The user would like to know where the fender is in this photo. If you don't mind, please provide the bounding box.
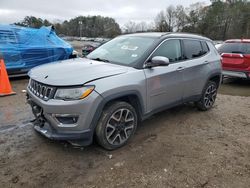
[206,72,222,87]
[88,90,146,137]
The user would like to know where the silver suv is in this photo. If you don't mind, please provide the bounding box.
[27,33,222,150]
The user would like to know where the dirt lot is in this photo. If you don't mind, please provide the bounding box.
[0,78,250,188]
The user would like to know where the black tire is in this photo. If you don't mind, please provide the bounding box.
[196,81,218,111]
[95,101,138,150]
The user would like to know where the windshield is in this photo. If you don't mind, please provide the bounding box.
[87,36,156,66]
[218,42,250,54]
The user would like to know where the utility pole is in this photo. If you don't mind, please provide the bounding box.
[79,21,83,38]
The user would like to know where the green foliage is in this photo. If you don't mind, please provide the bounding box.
[15,15,121,38]
[62,16,121,38]
[15,16,50,28]
[200,0,250,39]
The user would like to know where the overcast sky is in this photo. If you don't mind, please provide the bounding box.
[0,0,210,26]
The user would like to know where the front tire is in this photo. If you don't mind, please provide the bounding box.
[95,101,138,150]
[196,81,218,111]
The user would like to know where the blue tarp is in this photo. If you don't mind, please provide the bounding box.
[0,25,73,74]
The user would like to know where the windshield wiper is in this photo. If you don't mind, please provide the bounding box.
[89,57,110,63]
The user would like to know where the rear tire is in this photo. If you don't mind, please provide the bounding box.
[196,81,218,111]
[95,101,138,150]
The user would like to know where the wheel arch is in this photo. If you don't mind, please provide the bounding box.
[90,91,145,131]
[207,73,222,88]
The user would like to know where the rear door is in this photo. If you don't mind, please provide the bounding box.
[181,39,211,99]
[144,39,185,112]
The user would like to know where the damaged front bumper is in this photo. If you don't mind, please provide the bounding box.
[26,87,102,146]
[33,121,92,141]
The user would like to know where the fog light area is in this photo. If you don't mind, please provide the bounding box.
[53,114,79,125]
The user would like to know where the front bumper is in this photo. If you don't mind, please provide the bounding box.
[27,87,103,146]
[34,122,92,144]
[222,70,250,79]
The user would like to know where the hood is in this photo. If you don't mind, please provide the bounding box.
[28,58,128,86]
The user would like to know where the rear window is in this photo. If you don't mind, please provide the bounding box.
[218,42,250,54]
[245,43,250,54]
[183,40,204,59]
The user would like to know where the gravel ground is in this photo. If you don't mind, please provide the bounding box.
[0,78,250,188]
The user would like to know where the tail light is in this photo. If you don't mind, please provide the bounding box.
[221,53,243,58]
[243,54,250,59]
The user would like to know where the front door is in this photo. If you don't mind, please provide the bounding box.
[143,39,185,112]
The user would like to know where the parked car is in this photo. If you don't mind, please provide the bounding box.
[82,43,100,57]
[0,25,73,76]
[215,43,223,49]
[218,39,250,79]
[82,40,110,56]
[27,33,222,150]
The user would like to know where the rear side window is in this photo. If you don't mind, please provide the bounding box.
[244,43,250,54]
[151,39,182,63]
[218,43,245,54]
[183,40,204,59]
[201,41,209,53]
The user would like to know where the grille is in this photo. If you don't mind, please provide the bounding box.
[28,79,55,100]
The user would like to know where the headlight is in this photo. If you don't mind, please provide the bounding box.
[54,86,95,100]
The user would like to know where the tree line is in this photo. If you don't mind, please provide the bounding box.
[153,0,250,40]
[15,15,121,38]
[14,0,250,40]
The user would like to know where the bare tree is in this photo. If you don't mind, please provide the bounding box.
[124,21,138,33]
[154,10,169,32]
[137,21,147,32]
[174,5,187,32]
[154,5,180,32]
[166,5,176,32]
[123,21,152,33]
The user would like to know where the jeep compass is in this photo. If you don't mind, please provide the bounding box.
[27,33,222,150]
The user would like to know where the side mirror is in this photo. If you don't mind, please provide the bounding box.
[145,56,170,68]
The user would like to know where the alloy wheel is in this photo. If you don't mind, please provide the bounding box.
[204,84,217,108]
[105,108,135,146]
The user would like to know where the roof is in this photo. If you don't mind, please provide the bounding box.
[125,32,169,38]
[225,39,250,43]
[124,32,211,41]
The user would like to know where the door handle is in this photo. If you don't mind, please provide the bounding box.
[204,61,209,64]
[176,66,185,71]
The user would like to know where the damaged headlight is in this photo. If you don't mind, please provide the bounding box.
[54,86,95,101]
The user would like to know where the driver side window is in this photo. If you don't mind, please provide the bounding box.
[152,39,182,63]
